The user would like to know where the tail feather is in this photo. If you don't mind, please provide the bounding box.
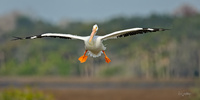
[88,51,103,58]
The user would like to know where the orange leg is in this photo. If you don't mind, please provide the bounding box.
[102,50,111,63]
[78,50,88,63]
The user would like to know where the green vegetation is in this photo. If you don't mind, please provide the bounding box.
[0,87,55,100]
[0,13,200,78]
[190,88,200,100]
[100,66,124,77]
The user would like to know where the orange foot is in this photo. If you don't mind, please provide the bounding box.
[102,50,111,63]
[105,56,111,63]
[78,50,88,63]
[78,55,88,63]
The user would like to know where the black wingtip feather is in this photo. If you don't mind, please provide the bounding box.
[12,36,23,41]
[160,28,170,31]
[151,28,170,32]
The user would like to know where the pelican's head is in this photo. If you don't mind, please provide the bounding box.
[93,24,98,31]
[89,24,98,42]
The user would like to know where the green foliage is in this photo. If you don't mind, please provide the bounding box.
[0,87,55,100]
[100,66,124,77]
[16,16,34,29]
[190,88,200,100]
[0,14,200,78]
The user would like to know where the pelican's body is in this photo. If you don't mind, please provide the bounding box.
[84,35,106,57]
[13,24,168,63]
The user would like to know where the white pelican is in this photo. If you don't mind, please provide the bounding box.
[13,24,168,63]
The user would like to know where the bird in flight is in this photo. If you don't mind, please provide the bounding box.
[13,24,168,63]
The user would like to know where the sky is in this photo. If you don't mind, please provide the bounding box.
[0,0,199,23]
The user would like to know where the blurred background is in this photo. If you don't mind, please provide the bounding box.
[0,0,200,100]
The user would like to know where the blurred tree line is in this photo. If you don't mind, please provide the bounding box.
[0,10,200,79]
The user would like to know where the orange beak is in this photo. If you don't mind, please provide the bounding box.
[89,28,96,42]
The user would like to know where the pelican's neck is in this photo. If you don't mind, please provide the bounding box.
[89,30,96,42]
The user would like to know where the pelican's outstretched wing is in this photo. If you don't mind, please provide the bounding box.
[100,28,168,41]
[13,33,85,41]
